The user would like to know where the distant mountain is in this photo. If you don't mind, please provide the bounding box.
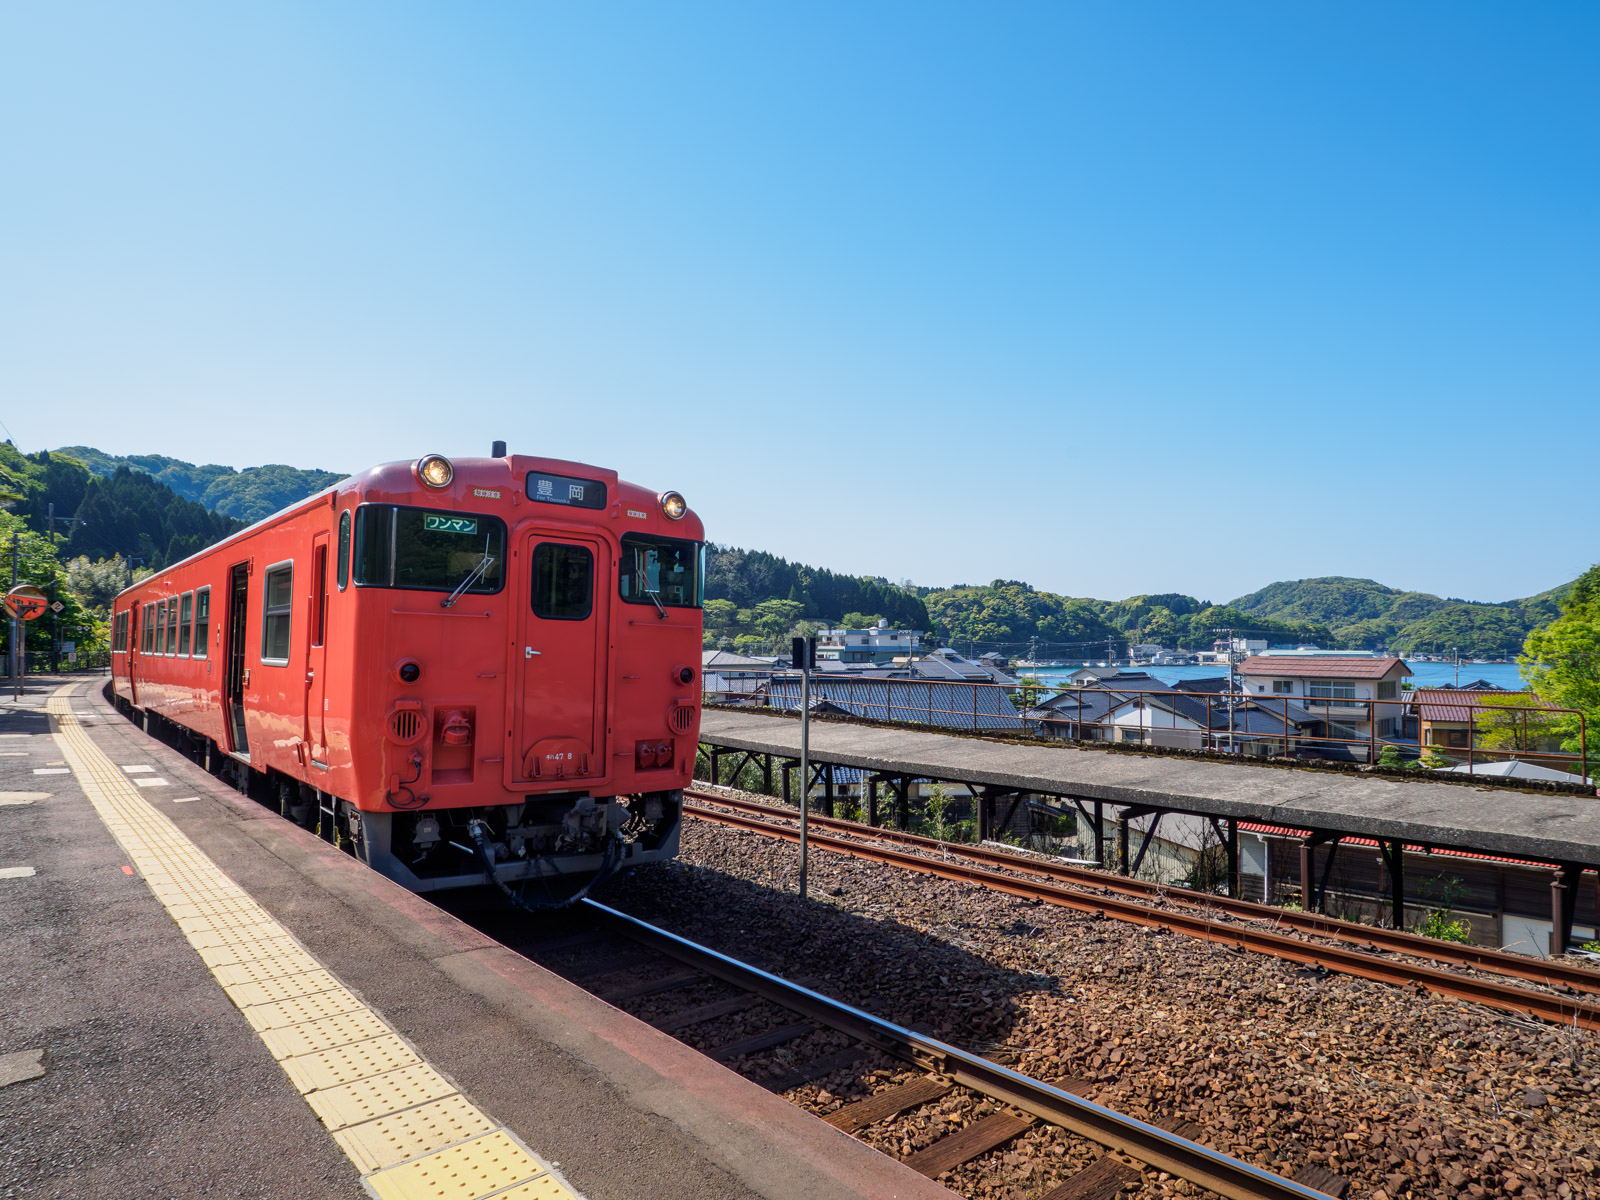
[55,446,345,525]
[1228,576,1574,657]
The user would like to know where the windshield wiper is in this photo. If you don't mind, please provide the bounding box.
[442,539,495,608]
[646,589,668,620]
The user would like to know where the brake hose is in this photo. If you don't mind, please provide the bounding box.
[466,818,624,911]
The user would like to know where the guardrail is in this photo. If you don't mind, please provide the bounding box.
[704,671,1591,780]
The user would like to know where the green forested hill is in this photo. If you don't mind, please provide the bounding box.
[56,446,345,524]
[923,582,1337,655]
[1227,576,1574,656]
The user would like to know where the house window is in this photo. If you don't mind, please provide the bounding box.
[1121,727,1145,743]
[177,592,193,656]
[1445,729,1469,748]
[1309,681,1357,700]
[1273,680,1295,694]
[166,600,178,654]
[156,600,167,654]
[192,587,210,659]
[261,563,294,665]
[1377,717,1396,738]
[1328,722,1362,741]
[1377,681,1397,700]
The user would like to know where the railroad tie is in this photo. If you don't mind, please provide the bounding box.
[824,1075,953,1134]
[598,970,704,1003]
[649,994,757,1033]
[709,1021,816,1062]
[760,1045,870,1094]
[1291,1163,1350,1198]
[901,1110,1036,1178]
[1042,1152,1141,1200]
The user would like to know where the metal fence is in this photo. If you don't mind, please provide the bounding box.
[707,673,1591,781]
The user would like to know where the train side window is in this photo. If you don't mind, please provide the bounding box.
[261,563,293,665]
[337,511,351,590]
[531,543,593,620]
[166,597,179,654]
[192,587,210,659]
[312,545,327,647]
[146,603,157,652]
[177,592,193,656]
[141,604,151,652]
[156,600,167,654]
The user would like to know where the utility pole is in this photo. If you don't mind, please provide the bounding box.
[10,533,19,700]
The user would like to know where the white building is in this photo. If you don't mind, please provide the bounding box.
[1236,654,1412,753]
[817,620,922,665]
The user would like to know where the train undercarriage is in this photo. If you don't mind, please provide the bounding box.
[110,688,682,899]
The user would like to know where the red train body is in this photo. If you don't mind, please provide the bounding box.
[108,450,703,894]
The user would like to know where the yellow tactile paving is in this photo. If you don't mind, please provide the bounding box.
[241,987,369,1032]
[364,1131,550,1200]
[47,685,583,1200]
[333,1094,497,1173]
[305,1064,460,1131]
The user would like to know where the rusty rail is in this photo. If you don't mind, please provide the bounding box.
[586,899,1332,1200]
[687,789,1600,997]
[683,794,1600,1030]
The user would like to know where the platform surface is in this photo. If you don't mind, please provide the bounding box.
[0,676,955,1200]
[700,707,1600,866]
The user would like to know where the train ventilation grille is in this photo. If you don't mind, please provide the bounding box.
[669,704,696,734]
[387,706,427,745]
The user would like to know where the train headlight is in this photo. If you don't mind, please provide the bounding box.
[660,490,687,520]
[417,454,454,488]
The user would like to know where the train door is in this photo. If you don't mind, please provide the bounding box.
[305,535,329,763]
[225,563,251,756]
[509,531,609,788]
[126,605,139,706]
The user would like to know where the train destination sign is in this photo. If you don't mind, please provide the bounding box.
[527,471,607,510]
[4,585,48,621]
[423,515,478,534]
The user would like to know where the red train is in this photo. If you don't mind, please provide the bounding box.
[109,446,703,897]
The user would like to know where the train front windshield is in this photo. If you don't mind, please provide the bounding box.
[619,535,704,608]
[353,504,507,594]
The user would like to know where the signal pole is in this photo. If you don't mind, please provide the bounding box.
[793,635,816,900]
[11,534,19,700]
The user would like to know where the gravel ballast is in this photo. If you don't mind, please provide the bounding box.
[599,804,1600,1200]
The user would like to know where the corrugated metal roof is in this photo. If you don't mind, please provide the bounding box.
[1238,656,1410,679]
[764,675,1023,731]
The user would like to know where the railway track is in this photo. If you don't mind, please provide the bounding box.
[493,898,1342,1200]
[683,788,1600,1030]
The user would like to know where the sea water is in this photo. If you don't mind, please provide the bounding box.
[1028,660,1527,691]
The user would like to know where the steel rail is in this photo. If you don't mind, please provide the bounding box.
[583,899,1330,1200]
[683,799,1600,1030]
[687,788,1600,997]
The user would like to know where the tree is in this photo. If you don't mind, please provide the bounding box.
[64,555,151,617]
[752,599,804,640]
[1520,564,1600,777]
[839,612,881,629]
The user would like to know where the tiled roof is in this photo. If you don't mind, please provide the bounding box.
[1237,656,1410,680]
[1413,688,1555,723]
[1236,821,1546,869]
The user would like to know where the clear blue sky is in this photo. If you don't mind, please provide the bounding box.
[2,3,1594,604]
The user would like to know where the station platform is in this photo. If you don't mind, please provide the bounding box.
[700,707,1600,868]
[0,677,955,1200]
